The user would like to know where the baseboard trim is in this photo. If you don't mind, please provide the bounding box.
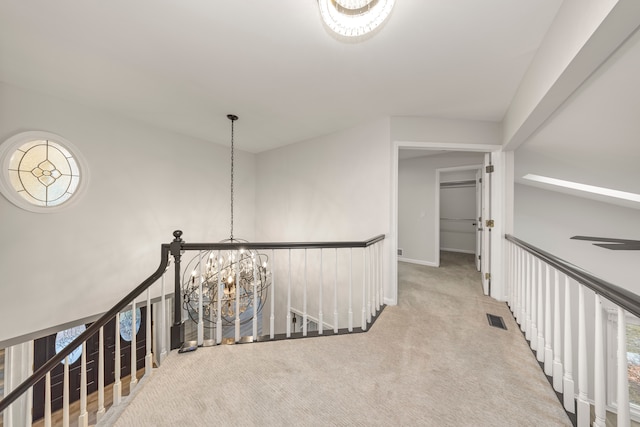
[398,257,438,267]
[440,248,475,254]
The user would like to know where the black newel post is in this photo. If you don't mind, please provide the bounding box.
[170,230,185,350]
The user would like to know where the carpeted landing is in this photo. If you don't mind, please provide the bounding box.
[103,252,571,426]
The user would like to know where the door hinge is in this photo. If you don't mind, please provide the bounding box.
[485,219,494,228]
[486,165,494,173]
[485,273,491,280]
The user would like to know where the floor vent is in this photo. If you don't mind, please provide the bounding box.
[486,314,507,330]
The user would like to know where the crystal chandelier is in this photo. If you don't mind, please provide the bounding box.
[182,115,270,337]
[318,0,395,38]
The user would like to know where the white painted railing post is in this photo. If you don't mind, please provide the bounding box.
[552,269,563,393]
[79,341,88,427]
[97,326,105,421]
[44,372,51,427]
[544,264,552,374]
[160,269,167,361]
[617,307,631,426]
[577,285,589,426]
[362,247,367,331]
[286,249,291,338]
[303,249,308,337]
[593,294,606,427]
[130,300,138,389]
[253,254,259,340]
[526,253,532,340]
[334,248,339,334]
[348,248,353,332]
[114,314,122,406]
[536,260,545,362]
[318,249,324,335]
[367,246,373,322]
[146,288,153,376]
[563,275,575,413]
[520,249,526,332]
[216,250,222,344]
[270,249,275,340]
[235,254,241,342]
[531,257,538,350]
[63,356,69,427]
[197,251,204,346]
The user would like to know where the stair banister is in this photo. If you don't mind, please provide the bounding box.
[0,243,171,413]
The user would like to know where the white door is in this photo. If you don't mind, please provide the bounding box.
[475,169,482,272]
[480,154,492,295]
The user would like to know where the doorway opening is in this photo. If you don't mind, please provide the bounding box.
[390,141,504,305]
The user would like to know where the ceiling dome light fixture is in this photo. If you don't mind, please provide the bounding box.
[318,0,395,38]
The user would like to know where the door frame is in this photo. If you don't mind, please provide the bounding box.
[435,164,482,268]
[390,141,503,305]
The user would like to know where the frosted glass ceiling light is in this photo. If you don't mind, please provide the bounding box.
[318,0,395,38]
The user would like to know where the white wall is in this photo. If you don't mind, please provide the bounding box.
[255,118,391,242]
[514,183,640,294]
[254,119,391,325]
[398,152,484,266]
[0,83,256,345]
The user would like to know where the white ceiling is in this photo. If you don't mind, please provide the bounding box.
[0,0,563,153]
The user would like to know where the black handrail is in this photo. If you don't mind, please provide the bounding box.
[178,234,386,251]
[506,234,640,319]
[0,231,386,414]
[0,244,171,413]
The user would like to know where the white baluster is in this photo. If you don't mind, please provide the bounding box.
[563,275,575,413]
[160,269,167,361]
[348,248,353,332]
[198,251,204,346]
[97,326,105,421]
[334,248,339,333]
[44,371,51,427]
[303,249,308,337]
[114,313,122,406]
[286,249,292,338]
[253,254,258,340]
[593,294,605,427]
[520,249,526,332]
[375,243,380,311]
[130,300,138,389]
[577,285,589,426]
[531,257,538,350]
[536,261,545,362]
[514,247,520,322]
[146,288,152,376]
[362,247,367,331]
[552,269,563,393]
[368,246,373,322]
[525,253,532,340]
[319,249,323,335]
[235,252,240,342]
[63,356,69,427]
[617,307,631,426]
[217,250,222,344]
[78,341,88,427]
[270,249,275,340]
[543,264,552,370]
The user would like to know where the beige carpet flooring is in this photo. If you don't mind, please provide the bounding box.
[103,252,571,426]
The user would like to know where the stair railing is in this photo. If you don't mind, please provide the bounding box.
[505,234,640,427]
[0,230,386,426]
